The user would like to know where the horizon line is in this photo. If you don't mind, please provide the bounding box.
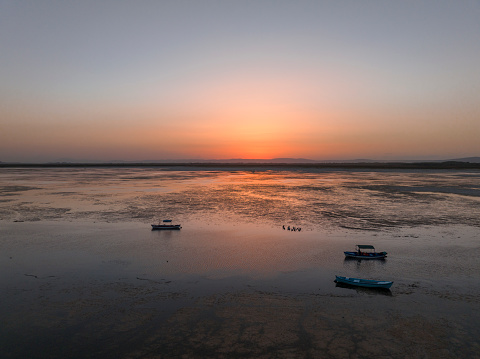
[1,156,480,165]
[1,159,480,170]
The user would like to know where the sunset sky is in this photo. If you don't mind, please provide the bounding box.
[1,1,479,162]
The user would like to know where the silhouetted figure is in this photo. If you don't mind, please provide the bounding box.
[282,225,285,230]
[287,226,290,231]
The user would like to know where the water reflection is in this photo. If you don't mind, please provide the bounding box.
[334,281,393,296]
[2,168,480,229]
[341,256,389,286]
[343,257,387,269]
[343,257,387,264]
[1,168,480,358]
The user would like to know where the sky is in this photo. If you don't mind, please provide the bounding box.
[1,1,479,162]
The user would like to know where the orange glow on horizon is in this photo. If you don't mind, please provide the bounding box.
[105,68,379,160]
[8,68,466,162]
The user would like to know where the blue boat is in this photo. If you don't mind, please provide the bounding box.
[335,275,393,289]
[151,220,181,230]
[344,244,387,259]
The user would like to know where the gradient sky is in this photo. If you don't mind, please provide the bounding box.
[1,1,479,162]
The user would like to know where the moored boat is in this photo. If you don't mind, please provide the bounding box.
[344,244,387,259]
[335,275,393,289]
[151,220,181,230]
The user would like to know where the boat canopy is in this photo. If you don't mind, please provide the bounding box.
[163,220,173,223]
[356,245,375,249]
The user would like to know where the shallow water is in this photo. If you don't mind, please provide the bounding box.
[2,167,480,229]
[1,167,479,358]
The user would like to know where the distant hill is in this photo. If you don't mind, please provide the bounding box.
[2,156,479,165]
[211,158,319,163]
[131,157,480,164]
[120,158,390,164]
[106,158,320,164]
[448,157,480,163]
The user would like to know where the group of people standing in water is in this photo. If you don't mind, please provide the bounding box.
[282,225,302,232]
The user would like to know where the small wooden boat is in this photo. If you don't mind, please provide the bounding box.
[344,244,387,259]
[335,275,393,289]
[151,220,181,230]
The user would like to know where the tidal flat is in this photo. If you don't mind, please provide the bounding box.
[1,167,479,358]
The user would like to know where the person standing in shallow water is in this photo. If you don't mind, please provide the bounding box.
[282,225,302,232]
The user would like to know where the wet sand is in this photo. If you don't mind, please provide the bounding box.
[1,168,479,358]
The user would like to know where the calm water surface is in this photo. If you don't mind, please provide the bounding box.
[1,167,479,358]
[2,167,480,227]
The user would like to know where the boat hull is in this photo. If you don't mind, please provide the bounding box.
[335,275,393,289]
[151,224,181,230]
[344,251,387,259]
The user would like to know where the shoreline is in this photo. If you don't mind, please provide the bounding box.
[2,160,480,170]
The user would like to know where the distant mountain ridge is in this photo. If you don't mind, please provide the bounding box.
[120,157,480,164]
[2,157,480,164]
[448,157,480,163]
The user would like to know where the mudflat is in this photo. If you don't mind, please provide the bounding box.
[1,167,479,358]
